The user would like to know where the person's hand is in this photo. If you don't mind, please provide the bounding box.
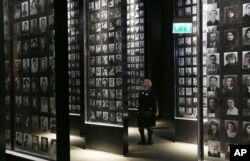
[155,112,159,117]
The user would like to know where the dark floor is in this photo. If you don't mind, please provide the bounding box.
[70,120,227,161]
[6,120,227,161]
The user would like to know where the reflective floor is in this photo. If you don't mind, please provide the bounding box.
[70,121,213,161]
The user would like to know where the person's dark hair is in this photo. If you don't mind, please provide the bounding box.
[245,28,250,38]
[226,53,236,60]
[227,121,237,132]
[209,76,218,81]
[209,54,217,59]
[245,52,250,58]
[245,3,250,9]
[211,9,217,14]
[243,123,250,137]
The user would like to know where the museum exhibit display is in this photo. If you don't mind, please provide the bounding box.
[2,0,70,160]
[203,0,250,160]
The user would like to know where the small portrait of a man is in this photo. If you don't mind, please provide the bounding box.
[208,141,221,158]
[207,9,220,26]
[242,75,250,97]
[207,54,220,74]
[221,75,238,97]
[207,32,219,48]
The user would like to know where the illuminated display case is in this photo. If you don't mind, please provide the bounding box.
[203,0,250,160]
[85,0,127,126]
[67,0,83,115]
[174,0,199,119]
[2,0,70,160]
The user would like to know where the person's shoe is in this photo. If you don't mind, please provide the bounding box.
[137,140,146,145]
[147,140,154,145]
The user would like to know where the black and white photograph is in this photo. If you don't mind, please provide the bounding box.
[37,0,45,13]
[224,120,238,138]
[207,9,220,26]
[224,29,238,51]
[30,0,38,15]
[14,3,21,19]
[22,1,29,17]
[221,75,238,97]
[207,32,219,48]
[243,3,250,24]
[30,18,38,35]
[242,75,250,97]
[242,51,250,69]
[41,137,48,152]
[41,97,48,112]
[39,17,47,33]
[242,27,250,46]
[32,116,39,130]
[32,135,39,151]
[22,21,29,35]
[223,52,238,73]
[208,140,221,158]
[207,119,220,139]
[224,6,239,24]
[207,75,220,98]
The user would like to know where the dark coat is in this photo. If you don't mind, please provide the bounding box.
[137,89,157,127]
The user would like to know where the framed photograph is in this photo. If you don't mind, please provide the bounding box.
[242,27,250,46]
[21,1,29,17]
[224,120,238,138]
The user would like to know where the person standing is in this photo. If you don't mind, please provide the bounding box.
[137,79,158,145]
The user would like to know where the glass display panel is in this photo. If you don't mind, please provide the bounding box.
[3,0,56,159]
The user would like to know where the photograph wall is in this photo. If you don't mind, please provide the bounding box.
[4,0,56,160]
[174,0,199,119]
[67,0,83,115]
[86,0,127,126]
[126,0,145,111]
[203,0,250,160]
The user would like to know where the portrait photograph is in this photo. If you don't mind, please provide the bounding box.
[41,137,48,152]
[224,120,238,138]
[207,53,220,75]
[14,3,21,19]
[242,51,250,69]
[224,29,238,51]
[22,21,29,35]
[242,3,250,24]
[207,9,220,26]
[223,52,238,73]
[21,1,29,17]
[37,0,45,13]
[224,6,239,24]
[208,140,221,158]
[32,116,39,130]
[221,75,238,98]
[14,23,21,36]
[39,16,47,33]
[207,32,219,48]
[207,119,220,139]
[242,27,250,46]
[30,0,38,15]
[32,135,39,150]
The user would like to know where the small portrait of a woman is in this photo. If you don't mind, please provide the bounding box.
[225,120,238,138]
[224,30,238,51]
[224,6,238,24]
[243,122,250,143]
[207,120,220,140]
[242,27,250,46]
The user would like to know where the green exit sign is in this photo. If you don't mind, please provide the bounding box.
[173,23,192,34]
